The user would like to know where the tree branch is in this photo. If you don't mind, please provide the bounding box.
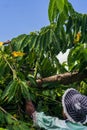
[33,70,87,87]
[3,40,11,45]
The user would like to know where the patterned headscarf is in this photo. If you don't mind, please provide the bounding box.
[62,88,87,124]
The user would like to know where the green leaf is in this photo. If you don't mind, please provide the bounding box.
[20,81,30,100]
[6,114,15,125]
[67,44,87,71]
[20,35,31,50]
[0,128,8,130]
[48,0,58,23]
[28,74,37,87]
[0,61,7,76]
[2,80,18,102]
[11,34,27,51]
[48,0,68,23]
[29,35,38,50]
[39,58,57,77]
[83,48,87,61]
[0,111,5,125]
[56,0,65,13]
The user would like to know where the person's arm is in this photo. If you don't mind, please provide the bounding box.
[25,101,68,130]
[25,101,35,117]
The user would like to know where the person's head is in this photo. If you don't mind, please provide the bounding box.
[62,88,87,124]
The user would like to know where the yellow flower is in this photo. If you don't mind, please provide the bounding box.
[12,51,25,57]
[0,42,4,46]
[74,32,81,44]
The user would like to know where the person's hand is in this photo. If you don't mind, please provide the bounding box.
[26,100,35,117]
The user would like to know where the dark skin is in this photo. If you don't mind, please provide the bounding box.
[26,101,35,117]
[25,100,67,119]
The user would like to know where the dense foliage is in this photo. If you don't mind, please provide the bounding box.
[0,0,87,129]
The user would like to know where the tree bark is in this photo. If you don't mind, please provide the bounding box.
[35,70,87,87]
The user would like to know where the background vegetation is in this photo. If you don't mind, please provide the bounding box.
[0,0,87,129]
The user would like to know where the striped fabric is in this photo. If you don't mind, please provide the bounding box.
[62,88,87,124]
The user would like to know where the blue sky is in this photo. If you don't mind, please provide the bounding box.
[0,0,49,41]
[0,0,87,41]
[69,0,87,13]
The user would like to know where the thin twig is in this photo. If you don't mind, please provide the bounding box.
[0,106,18,121]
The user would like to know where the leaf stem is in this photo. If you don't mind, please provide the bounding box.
[3,56,14,72]
[3,56,17,80]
